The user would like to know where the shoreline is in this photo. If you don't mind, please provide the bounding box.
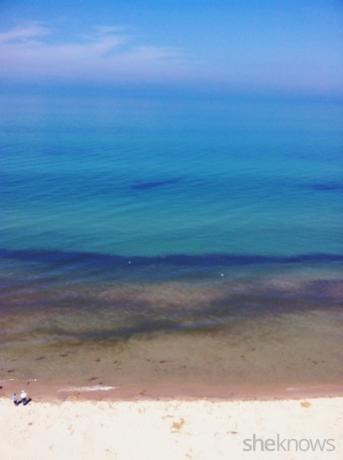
[1,378,343,402]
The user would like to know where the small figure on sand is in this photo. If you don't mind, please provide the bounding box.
[20,389,31,405]
[12,393,21,406]
[11,390,31,406]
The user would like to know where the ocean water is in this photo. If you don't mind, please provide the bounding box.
[0,90,342,393]
[1,92,343,257]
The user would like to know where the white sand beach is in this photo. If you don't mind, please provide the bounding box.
[0,397,342,460]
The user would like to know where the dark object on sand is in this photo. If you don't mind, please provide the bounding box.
[22,397,32,406]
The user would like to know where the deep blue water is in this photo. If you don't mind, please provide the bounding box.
[1,91,342,261]
[0,89,342,299]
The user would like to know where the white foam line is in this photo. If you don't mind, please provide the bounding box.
[286,385,341,392]
[58,385,118,393]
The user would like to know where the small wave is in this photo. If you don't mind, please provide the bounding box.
[58,385,118,393]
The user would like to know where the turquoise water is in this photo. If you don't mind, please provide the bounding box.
[1,92,342,258]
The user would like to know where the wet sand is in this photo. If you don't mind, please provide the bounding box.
[1,307,343,401]
[2,310,343,393]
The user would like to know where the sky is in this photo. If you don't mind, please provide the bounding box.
[0,0,342,95]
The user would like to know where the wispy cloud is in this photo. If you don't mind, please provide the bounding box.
[0,23,50,43]
[0,22,185,83]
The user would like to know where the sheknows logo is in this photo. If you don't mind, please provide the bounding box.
[242,434,336,452]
